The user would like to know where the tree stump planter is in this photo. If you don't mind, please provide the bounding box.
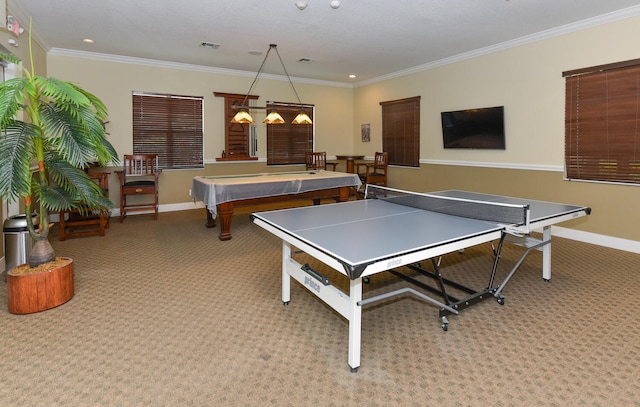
[7,257,74,314]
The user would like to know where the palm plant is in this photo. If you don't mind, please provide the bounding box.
[0,28,118,268]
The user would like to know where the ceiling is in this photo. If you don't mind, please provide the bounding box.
[7,0,640,84]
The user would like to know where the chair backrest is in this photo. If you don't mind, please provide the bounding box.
[122,154,160,178]
[373,152,389,167]
[305,152,328,170]
[88,171,109,192]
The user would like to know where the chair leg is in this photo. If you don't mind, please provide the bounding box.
[59,212,67,241]
[154,190,159,220]
[99,214,106,236]
[120,195,125,223]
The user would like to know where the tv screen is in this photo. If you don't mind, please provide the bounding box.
[441,106,505,149]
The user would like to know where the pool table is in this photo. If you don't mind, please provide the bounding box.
[191,170,361,240]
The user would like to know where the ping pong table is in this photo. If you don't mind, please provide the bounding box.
[251,185,590,372]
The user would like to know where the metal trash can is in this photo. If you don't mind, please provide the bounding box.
[3,214,39,280]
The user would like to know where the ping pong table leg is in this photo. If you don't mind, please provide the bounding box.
[542,226,552,281]
[348,277,363,372]
[282,241,292,305]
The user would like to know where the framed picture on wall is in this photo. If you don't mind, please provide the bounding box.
[361,123,370,142]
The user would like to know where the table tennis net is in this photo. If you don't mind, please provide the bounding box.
[365,185,530,229]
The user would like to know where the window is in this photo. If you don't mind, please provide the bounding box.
[132,92,204,169]
[266,103,314,165]
[381,96,420,167]
[213,92,259,160]
[564,59,640,184]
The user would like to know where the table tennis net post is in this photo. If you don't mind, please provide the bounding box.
[364,185,530,233]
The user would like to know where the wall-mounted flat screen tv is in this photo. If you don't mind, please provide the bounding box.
[441,106,505,149]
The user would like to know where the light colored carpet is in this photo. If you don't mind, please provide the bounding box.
[0,207,638,406]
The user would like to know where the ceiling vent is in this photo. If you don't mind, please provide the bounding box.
[200,42,220,49]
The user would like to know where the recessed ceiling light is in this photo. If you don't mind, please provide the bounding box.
[349,74,356,79]
[82,38,95,44]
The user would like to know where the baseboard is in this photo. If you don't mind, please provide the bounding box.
[107,201,206,218]
[551,225,640,254]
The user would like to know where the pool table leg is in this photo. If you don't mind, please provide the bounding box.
[205,208,217,228]
[217,202,234,241]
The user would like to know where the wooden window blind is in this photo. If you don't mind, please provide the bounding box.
[132,92,204,169]
[266,103,314,165]
[564,59,640,184]
[381,96,420,167]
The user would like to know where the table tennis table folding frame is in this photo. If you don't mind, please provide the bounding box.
[251,186,590,372]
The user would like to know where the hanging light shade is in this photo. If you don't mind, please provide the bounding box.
[263,111,285,124]
[292,112,313,125]
[231,44,312,125]
[231,109,254,124]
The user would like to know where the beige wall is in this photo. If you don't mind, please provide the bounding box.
[46,55,355,207]
[354,16,640,165]
[42,14,640,248]
[0,29,46,76]
[354,15,640,247]
[46,56,355,160]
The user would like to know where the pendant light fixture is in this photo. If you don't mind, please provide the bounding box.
[231,44,313,125]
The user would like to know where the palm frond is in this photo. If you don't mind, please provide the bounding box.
[40,102,100,167]
[34,76,90,106]
[32,182,75,212]
[46,157,111,210]
[0,53,21,66]
[99,137,120,166]
[73,84,108,121]
[0,122,36,202]
[0,78,31,127]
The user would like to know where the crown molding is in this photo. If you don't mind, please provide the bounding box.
[355,5,640,87]
[48,48,352,88]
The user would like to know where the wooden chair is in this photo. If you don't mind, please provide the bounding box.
[58,171,110,241]
[305,152,338,171]
[356,151,389,188]
[116,154,161,222]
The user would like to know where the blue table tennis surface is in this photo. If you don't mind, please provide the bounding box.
[251,190,588,268]
[251,188,590,371]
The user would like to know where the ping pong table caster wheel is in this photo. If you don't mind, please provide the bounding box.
[440,316,449,331]
[350,366,359,373]
[497,297,505,305]
[283,301,290,306]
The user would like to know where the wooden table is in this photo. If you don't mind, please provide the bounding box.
[191,171,362,240]
[336,155,365,173]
